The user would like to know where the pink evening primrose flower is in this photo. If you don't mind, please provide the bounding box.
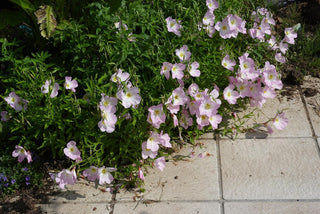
[154,157,166,171]
[209,114,222,130]
[171,63,186,80]
[166,17,183,36]
[223,84,240,104]
[117,87,141,108]
[111,69,130,83]
[203,10,215,26]
[99,94,117,113]
[275,52,286,64]
[284,27,297,45]
[179,109,193,129]
[146,132,161,152]
[4,92,27,112]
[221,55,236,71]
[12,145,32,163]
[41,80,59,98]
[98,110,118,133]
[138,168,145,180]
[175,45,191,62]
[83,166,99,182]
[159,131,172,148]
[171,87,189,106]
[142,141,158,159]
[98,166,116,185]
[55,169,77,189]
[188,62,201,77]
[160,62,173,80]
[1,111,11,122]
[273,112,288,130]
[206,0,219,11]
[65,76,78,92]
[215,19,233,39]
[64,141,82,161]
[148,104,166,129]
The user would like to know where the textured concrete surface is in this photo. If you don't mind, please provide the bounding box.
[113,202,221,214]
[116,139,220,202]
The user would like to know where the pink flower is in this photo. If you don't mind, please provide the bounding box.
[98,110,118,133]
[209,114,222,130]
[111,69,130,83]
[55,169,77,189]
[275,52,286,63]
[206,0,219,11]
[279,40,288,54]
[41,80,59,98]
[188,62,200,77]
[65,76,78,92]
[142,141,158,159]
[223,85,240,104]
[146,132,161,152]
[221,55,236,71]
[159,131,172,148]
[171,87,189,106]
[171,63,185,80]
[273,112,288,130]
[196,114,210,128]
[12,145,32,163]
[154,157,166,171]
[148,104,166,129]
[215,19,233,39]
[199,97,219,117]
[284,27,297,44]
[160,62,173,79]
[4,92,27,112]
[166,17,183,36]
[99,94,117,113]
[203,10,215,26]
[98,166,116,185]
[1,111,11,122]
[176,45,191,62]
[83,166,99,182]
[63,141,82,161]
[117,87,141,108]
[138,168,145,180]
[268,36,279,50]
[179,109,193,129]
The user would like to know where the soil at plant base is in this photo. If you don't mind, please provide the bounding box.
[0,160,66,214]
[276,0,320,84]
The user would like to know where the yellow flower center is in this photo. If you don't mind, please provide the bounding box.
[126,93,132,98]
[222,26,227,31]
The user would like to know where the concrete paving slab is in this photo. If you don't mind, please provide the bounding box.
[46,178,113,203]
[224,85,312,139]
[301,75,320,137]
[224,201,320,214]
[116,139,220,202]
[113,201,220,214]
[38,202,112,214]
[220,138,320,199]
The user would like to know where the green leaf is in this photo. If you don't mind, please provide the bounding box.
[9,0,35,12]
[106,0,122,13]
[34,5,57,39]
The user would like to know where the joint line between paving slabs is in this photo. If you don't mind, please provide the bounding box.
[108,190,117,214]
[298,85,320,157]
[215,133,225,214]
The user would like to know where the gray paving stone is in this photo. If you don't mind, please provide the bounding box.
[38,203,112,214]
[220,138,320,199]
[224,202,320,214]
[224,85,312,139]
[46,178,113,203]
[301,75,320,137]
[113,202,220,214]
[116,139,220,201]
